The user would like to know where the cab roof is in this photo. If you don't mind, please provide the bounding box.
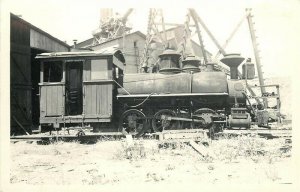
[35,48,125,64]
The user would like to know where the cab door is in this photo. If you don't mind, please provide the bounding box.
[40,61,64,117]
[65,61,83,115]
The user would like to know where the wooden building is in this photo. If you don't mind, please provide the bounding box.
[10,13,70,134]
[75,26,212,73]
[159,26,212,61]
[75,31,146,74]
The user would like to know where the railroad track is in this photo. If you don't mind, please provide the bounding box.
[218,129,292,139]
[10,132,125,144]
[10,126,292,144]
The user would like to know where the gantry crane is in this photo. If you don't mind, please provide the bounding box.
[92,9,133,46]
[140,8,274,110]
[139,9,168,72]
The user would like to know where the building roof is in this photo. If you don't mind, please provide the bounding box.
[11,13,70,49]
[75,31,146,48]
[171,26,212,56]
[191,40,212,56]
[76,25,212,57]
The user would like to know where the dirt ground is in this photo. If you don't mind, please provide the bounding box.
[10,135,293,186]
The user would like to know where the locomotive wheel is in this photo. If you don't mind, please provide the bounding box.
[192,108,216,129]
[152,109,178,132]
[119,109,145,134]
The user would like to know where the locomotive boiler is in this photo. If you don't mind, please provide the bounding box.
[36,48,254,135]
[117,49,252,134]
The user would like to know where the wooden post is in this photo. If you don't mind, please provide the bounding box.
[13,115,30,135]
[40,61,44,83]
[276,85,282,123]
[62,61,66,82]
[189,140,209,157]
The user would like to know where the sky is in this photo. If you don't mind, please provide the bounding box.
[7,0,300,77]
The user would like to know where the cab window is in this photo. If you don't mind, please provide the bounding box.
[43,61,63,82]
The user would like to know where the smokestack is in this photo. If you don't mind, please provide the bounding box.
[220,53,245,79]
[182,55,201,73]
[73,39,77,48]
[158,49,181,74]
[100,8,113,24]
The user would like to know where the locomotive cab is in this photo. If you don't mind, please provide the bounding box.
[36,49,125,131]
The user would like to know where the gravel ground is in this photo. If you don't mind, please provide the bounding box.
[10,136,293,186]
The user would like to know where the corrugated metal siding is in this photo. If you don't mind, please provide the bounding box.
[84,83,112,117]
[40,84,64,117]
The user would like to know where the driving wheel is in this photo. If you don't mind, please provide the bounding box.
[152,109,178,132]
[119,109,145,134]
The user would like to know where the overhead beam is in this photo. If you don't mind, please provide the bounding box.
[188,10,208,63]
[155,22,196,27]
[214,13,248,60]
[160,10,168,43]
[189,9,226,56]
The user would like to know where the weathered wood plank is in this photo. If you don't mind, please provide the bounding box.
[41,84,64,116]
[40,86,46,117]
[11,16,30,45]
[189,140,209,157]
[11,43,31,55]
[97,84,101,115]
[12,116,30,135]
[83,83,112,117]
[83,60,91,81]
[30,29,69,52]
[91,84,97,114]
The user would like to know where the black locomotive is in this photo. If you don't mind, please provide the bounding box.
[36,48,255,135]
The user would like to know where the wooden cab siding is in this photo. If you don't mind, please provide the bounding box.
[37,49,125,125]
[40,116,111,124]
[39,83,64,117]
[83,80,113,118]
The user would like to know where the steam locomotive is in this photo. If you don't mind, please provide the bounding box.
[36,48,255,135]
